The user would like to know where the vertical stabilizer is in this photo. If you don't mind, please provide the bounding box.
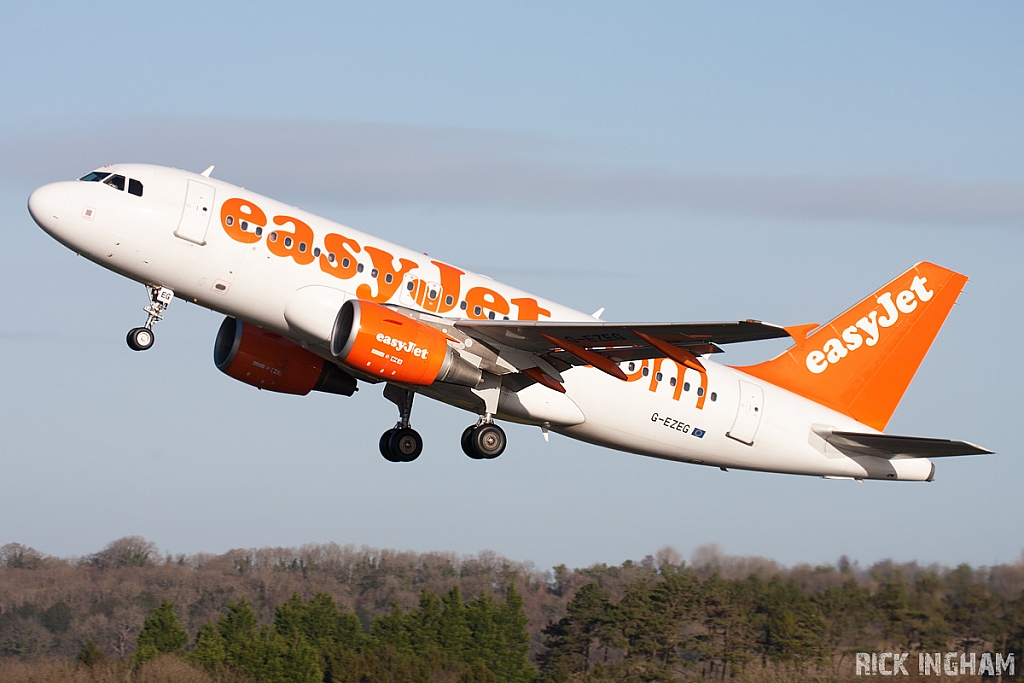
[734,262,967,430]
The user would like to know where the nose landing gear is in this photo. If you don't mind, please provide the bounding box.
[380,385,423,462]
[126,286,173,351]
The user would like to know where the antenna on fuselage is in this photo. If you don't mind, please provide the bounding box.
[200,166,214,177]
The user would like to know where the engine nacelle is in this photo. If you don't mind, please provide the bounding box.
[214,317,357,396]
[331,300,481,387]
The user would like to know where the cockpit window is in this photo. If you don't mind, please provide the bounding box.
[79,171,110,182]
[105,174,125,191]
[128,178,143,197]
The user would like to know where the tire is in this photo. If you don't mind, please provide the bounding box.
[470,423,506,459]
[126,327,154,351]
[462,425,482,459]
[379,429,400,462]
[388,428,423,462]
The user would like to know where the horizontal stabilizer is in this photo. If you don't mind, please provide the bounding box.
[815,428,993,459]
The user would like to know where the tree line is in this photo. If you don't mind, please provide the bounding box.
[1,538,1023,681]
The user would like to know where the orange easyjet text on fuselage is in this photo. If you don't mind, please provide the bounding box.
[221,199,552,322]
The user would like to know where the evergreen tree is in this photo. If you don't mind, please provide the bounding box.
[134,599,189,664]
[190,622,227,671]
[460,659,499,683]
[78,639,106,667]
[439,586,473,660]
[759,577,826,663]
[492,583,535,683]
[372,602,412,652]
[463,588,536,682]
[540,582,611,676]
[698,575,759,679]
[251,627,322,683]
[408,589,445,657]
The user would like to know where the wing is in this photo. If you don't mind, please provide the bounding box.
[455,320,788,358]
[452,319,789,385]
[817,429,993,459]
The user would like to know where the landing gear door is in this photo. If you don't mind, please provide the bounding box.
[727,380,764,445]
[175,179,215,245]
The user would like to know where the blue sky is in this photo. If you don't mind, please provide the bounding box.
[1,2,1022,570]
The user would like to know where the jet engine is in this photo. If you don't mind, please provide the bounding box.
[214,317,357,395]
[331,300,481,387]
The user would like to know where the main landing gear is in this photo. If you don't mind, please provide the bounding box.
[126,286,174,352]
[380,385,423,463]
[378,385,508,462]
[461,418,506,460]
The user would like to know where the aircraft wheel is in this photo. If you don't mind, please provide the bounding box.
[379,429,401,462]
[465,423,506,460]
[388,427,423,462]
[126,327,154,351]
[462,425,483,459]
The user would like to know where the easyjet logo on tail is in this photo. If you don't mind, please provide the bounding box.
[806,276,934,374]
[735,262,968,431]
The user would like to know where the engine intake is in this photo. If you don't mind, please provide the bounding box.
[214,317,356,396]
[331,300,481,387]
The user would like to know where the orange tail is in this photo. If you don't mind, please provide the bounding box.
[734,262,968,431]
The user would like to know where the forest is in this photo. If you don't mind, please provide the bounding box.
[0,538,1022,682]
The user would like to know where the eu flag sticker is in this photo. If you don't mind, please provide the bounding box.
[692,428,706,438]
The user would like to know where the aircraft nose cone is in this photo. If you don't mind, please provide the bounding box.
[28,183,67,234]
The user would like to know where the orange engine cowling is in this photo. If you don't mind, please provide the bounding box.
[331,300,481,387]
[214,317,357,396]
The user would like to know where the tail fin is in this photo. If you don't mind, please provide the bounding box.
[734,262,968,430]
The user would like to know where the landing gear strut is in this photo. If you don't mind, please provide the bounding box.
[380,385,423,463]
[126,286,173,351]
[462,417,506,460]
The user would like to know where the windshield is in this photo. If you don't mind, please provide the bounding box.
[79,171,110,182]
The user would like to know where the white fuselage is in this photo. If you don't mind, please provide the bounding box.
[28,164,933,481]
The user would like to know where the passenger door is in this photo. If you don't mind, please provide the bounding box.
[175,179,215,245]
[727,380,764,445]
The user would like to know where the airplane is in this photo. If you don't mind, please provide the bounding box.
[27,164,991,480]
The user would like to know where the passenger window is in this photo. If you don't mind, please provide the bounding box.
[128,179,143,197]
[79,171,110,182]
[105,175,125,191]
